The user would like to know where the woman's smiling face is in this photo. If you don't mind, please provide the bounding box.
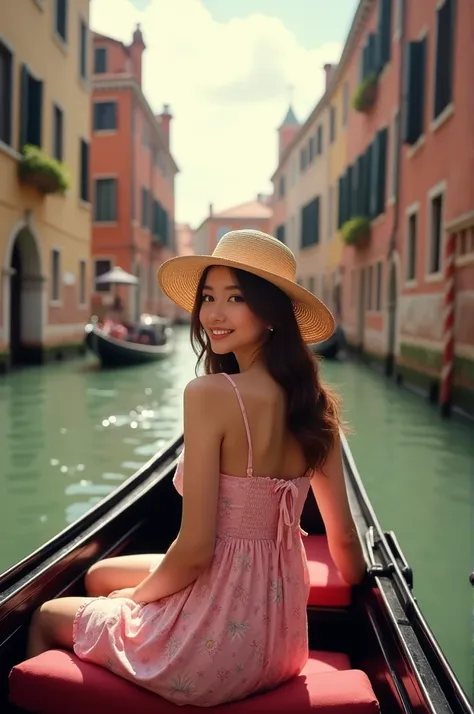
[199,266,268,357]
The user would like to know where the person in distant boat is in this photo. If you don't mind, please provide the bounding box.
[24,230,366,707]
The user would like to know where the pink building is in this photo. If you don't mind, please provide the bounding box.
[193,197,272,255]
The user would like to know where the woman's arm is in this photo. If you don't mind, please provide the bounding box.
[132,377,224,604]
[310,432,366,586]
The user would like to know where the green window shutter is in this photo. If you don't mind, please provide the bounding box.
[402,38,426,145]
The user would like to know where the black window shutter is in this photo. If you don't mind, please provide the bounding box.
[19,64,29,149]
[402,39,426,144]
[369,137,379,218]
[28,75,43,147]
[367,33,377,74]
[80,140,89,202]
[338,176,343,228]
[378,0,392,68]
[376,128,388,214]
[434,0,455,118]
[0,46,13,145]
[315,197,320,244]
[351,162,358,217]
[364,144,372,216]
[357,155,365,215]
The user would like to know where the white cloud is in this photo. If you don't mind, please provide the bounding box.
[90,0,342,226]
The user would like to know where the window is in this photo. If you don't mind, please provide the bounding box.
[375,262,382,310]
[406,209,417,281]
[141,187,150,228]
[428,192,443,274]
[0,42,13,145]
[55,0,68,43]
[433,0,455,118]
[276,224,285,243]
[316,124,323,154]
[19,64,43,148]
[403,38,427,145]
[94,259,112,292]
[278,175,285,198]
[53,104,63,160]
[329,106,336,143]
[94,178,117,222]
[377,0,392,68]
[94,47,107,73]
[93,101,117,131]
[217,226,231,241]
[300,197,321,248]
[51,249,60,302]
[79,259,86,305]
[389,109,399,199]
[80,139,89,201]
[79,19,87,80]
[394,0,403,40]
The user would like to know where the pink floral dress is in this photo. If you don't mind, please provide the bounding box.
[73,373,312,707]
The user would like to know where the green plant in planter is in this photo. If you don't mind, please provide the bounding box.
[352,72,378,113]
[341,216,371,247]
[18,144,70,195]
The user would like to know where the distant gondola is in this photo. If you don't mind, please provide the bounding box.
[310,324,346,360]
[84,314,174,368]
[1,434,471,714]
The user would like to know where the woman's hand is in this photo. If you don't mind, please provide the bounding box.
[108,587,137,600]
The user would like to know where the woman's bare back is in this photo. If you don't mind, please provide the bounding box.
[216,370,308,481]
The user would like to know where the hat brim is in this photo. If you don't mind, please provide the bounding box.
[157,255,335,344]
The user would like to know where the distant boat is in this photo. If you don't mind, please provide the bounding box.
[310,324,346,359]
[84,314,173,368]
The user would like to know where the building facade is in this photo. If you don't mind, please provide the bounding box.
[0,0,92,370]
[193,197,272,255]
[91,26,178,322]
[339,0,401,366]
[396,0,474,415]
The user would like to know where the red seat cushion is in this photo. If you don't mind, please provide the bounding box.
[9,649,379,713]
[304,535,352,607]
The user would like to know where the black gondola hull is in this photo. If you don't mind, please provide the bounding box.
[0,435,471,714]
[84,325,173,367]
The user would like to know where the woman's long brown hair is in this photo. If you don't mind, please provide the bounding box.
[190,266,341,472]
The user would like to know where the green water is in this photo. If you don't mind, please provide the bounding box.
[0,327,471,694]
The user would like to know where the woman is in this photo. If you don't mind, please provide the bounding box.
[25,230,365,706]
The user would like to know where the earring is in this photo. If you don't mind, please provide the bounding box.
[268,327,274,332]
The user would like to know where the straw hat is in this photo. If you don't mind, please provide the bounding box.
[157,229,335,344]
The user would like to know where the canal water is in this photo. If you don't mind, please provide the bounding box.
[0,325,471,694]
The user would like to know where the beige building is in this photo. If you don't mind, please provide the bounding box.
[271,71,335,309]
[0,0,91,371]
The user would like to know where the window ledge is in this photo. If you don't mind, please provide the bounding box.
[407,134,426,159]
[49,300,62,308]
[33,0,45,10]
[79,199,91,211]
[93,220,118,226]
[52,32,69,56]
[93,129,117,136]
[425,271,443,283]
[0,141,20,161]
[455,254,474,268]
[430,104,454,134]
[404,278,418,289]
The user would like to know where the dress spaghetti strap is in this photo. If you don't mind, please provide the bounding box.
[220,373,253,477]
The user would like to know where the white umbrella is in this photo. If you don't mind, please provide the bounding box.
[96,266,139,285]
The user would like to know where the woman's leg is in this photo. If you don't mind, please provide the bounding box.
[27,596,91,659]
[84,553,165,597]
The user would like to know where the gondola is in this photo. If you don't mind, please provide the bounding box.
[310,325,346,360]
[84,316,174,368]
[1,434,472,714]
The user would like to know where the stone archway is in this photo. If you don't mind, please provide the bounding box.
[386,253,400,376]
[3,223,43,365]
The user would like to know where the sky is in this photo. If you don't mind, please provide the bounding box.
[90,0,358,227]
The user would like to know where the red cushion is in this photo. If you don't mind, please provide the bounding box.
[9,649,379,713]
[304,535,352,607]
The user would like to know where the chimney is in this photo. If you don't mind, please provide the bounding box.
[130,23,146,86]
[209,202,214,217]
[158,103,172,149]
[324,63,335,90]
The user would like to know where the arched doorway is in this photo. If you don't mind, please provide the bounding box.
[386,257,399,376]
[5,225,43,366]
